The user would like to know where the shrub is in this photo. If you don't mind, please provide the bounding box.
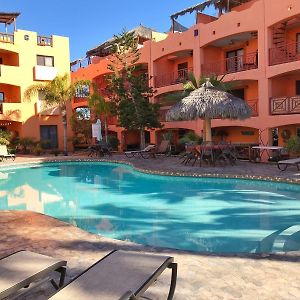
[107,135,119,150]
[0,130,12,145]
[285,136,300,154]
[179,131,203,145]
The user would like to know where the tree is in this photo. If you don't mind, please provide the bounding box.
[88,84,113,143]
[107,30,161,149]
[24,74,89,154]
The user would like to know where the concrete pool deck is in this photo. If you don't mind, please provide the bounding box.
[1,155,300,299]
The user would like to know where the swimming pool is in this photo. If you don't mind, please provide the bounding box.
[1,161,300,253]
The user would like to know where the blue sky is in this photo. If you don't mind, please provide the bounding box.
[1,1,215,60]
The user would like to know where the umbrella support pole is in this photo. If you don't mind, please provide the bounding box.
[205,118,212,142]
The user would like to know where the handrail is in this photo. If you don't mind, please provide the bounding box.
[269,41,300,66]
[0,32,14,44]
[154,67,193,88]
[37,35,53,47]
[270,96,300,115]
[201,52,258,75]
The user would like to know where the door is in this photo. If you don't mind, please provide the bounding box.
[231,88,245,100]
[296,33,300,54]
[296,80,300,95]
[226,49,244,73]
[40,125,58,149]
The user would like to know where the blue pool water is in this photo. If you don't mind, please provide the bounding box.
[0,162,300,253]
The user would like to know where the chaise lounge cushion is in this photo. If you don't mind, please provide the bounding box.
[0,251,67,299]
[50,250,176,300]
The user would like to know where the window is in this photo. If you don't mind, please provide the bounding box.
[75,85,90,98]
[296,80,300,95]
[75,107,90,120]
[0,58,2,64]
[0,92,4,102]
[37,55,54,67]
[297,128,300,138]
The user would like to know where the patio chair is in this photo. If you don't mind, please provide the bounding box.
[0,145,15,161]
[50,250,177,300]
[277,157,300,171]
[199,141,215,167]
[216,141,237,165]
[141,140,170,158]
[0,250,67,300]
[124,144,155,158]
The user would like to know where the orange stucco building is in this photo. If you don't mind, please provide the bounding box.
[71,0,300,152]
[0,13,70,150]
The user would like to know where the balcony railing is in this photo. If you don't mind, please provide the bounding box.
[201,52,258,76]
[0,32,14,44]
[269,42,300,66]
[158,108,171,122]
[154,68,193,88]
[270,96,300,115]
[247,99,258,117]
[37,35,53,46]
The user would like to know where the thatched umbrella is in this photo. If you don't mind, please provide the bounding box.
[166,80,252,142]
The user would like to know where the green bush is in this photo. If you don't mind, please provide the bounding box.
[179,131,203,145]
[0,137,10,145]
[285,136,300,154]
[0,130,12,145]
[107,135,120,150]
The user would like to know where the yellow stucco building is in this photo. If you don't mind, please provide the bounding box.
[0,12,70,150]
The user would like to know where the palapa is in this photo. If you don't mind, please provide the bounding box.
[166,80,252,141]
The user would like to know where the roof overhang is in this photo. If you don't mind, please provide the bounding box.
[0,12,20,25]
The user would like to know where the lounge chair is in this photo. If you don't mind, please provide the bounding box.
[0,145,15,161]
[124,144,155,158]
[140,140,171,158]
[50,250,177,300]
[0,250,67,300]
[277,157,300,171]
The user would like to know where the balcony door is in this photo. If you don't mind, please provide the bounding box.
[226,49,244,73]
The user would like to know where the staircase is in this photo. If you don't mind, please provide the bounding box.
[272,22,287,48]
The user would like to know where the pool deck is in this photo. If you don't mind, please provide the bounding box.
[1,154,300,299]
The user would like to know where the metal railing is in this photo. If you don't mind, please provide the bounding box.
[0,32,14,44]
[154,68,193,88]
[37,35,53,46]
[270,96,300,115]
[269,42,300,66]
[201,52,258,75]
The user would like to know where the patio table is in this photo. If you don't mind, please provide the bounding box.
[251,146,284,162]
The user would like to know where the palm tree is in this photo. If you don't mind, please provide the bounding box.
[24,74,89,155]
[200,0,249,16]
[163,73,235,106]
[88,85,113,143]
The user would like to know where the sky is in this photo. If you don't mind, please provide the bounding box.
[1,1,215,61]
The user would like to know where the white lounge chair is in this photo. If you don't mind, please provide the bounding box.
[0,250,67,300]
[124,144,155,158]
[277,157,300,171]
[0,145,15,160]
[50,250,177,300]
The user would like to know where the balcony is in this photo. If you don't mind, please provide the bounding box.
[34,65,57,81]
[201,52,258,76]
[0,33,14,44]
[269,42,300,66]
[37,35,53,47]
[270,96,300,115]
[154,68,193,88]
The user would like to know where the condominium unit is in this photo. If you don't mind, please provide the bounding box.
[0,13,70,149]
[71,0,300,152]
